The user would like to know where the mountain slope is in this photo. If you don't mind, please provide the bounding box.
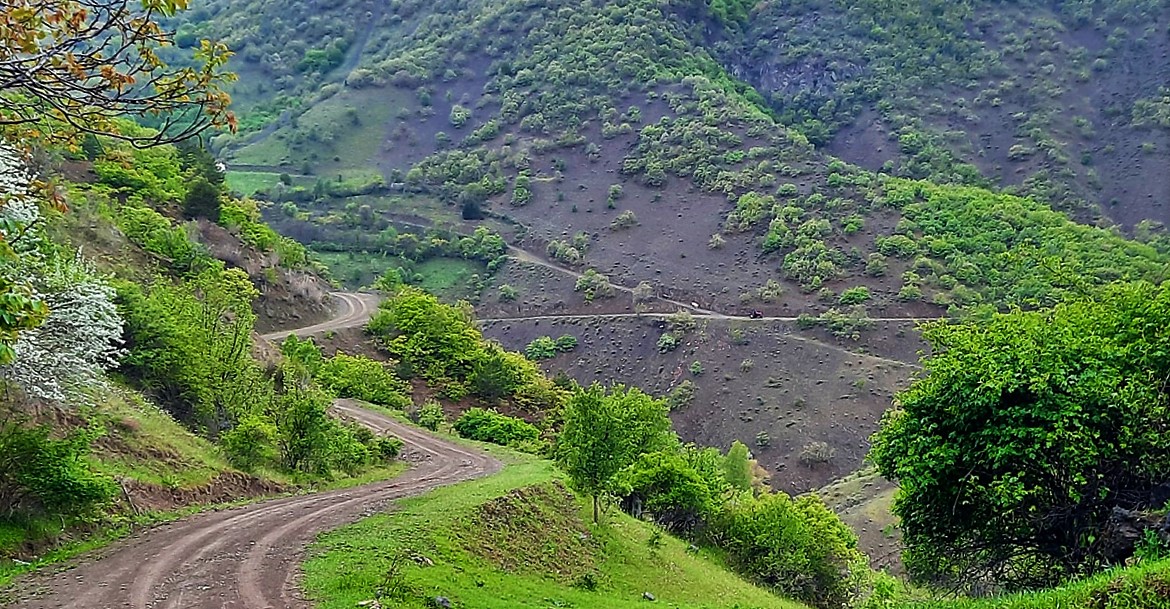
[182,0,1170,495]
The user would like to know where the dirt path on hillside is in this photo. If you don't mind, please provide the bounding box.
[261,292,382,342]
[8,401,501,609]
[479,311,932,324]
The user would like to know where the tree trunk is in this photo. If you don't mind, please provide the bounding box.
[593,494,599,524]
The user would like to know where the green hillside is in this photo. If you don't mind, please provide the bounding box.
[8,1,1170,609]
[305,457,808,609]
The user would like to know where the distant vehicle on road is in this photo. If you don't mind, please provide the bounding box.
[748,310,763,319]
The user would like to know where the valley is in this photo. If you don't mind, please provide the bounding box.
[5,0,1170,607]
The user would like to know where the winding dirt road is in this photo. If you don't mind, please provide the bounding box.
[260,292,382,343]
[9,366,499,608]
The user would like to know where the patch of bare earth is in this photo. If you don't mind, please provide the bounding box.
[481,316,914,492]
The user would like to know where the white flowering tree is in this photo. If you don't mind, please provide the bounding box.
[0,146,49,365]
[0,149,124,402]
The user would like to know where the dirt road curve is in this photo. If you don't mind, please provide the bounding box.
[9,400,502,609]
[260,292,382,342]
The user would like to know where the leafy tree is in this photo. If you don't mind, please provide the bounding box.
[0,0,237,145]
[468,346,525,401]
[367,287,486,386]
[221,414,278,470]
[116,265,259,429]
[722,440,754,492]
[612,450,718,532]
[182,178,222,222]
[269,380,334,474]
[279,335,324,375]
[557,383,676,523]
[871,281,1170,589]
[315,353,411,409]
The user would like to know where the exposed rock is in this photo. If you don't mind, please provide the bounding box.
[1099,507,1165,562]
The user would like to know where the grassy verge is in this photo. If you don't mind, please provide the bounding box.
[303,455,805,609]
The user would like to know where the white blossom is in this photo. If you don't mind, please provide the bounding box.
[3,253,125,402]
[0,144,33,204]
[0,144,125,403]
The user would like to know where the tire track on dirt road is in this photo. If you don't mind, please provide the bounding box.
[9,298,500,609]
[11,404,500,609]
[261,292,382,342]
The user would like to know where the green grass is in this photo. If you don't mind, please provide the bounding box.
[312,250,412,289]
[230,86,406,175]
[313,251,484,297]
[85,387,233,488]
[225,170,283,196]
[414,257,485,301]
[303,457,806,609]
[0,389,409,593]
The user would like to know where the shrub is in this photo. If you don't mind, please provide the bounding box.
[657,333,679,353]
[876,234,918,258]
[453,408,541,449]
[575,269,615,301]
[613,450,718,532]
[371,435,404,462]
[222,414,278,469]
[554,334,578,352]
[665,380,697,411]
[897,284,923,301]
[838,286,871,305]
[525,335,578,360]
[689,361,704,376]
[0,419,116,517]
[417,401,445,431]
[610,210,638,230]
[316,354,412,409]
[713,492,866,609]
[865,253,889,277]
[525,336,558,360]
[799,441,836,466]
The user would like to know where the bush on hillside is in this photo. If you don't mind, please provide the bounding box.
[315,353,411,409]
[221,414,278,470]
[713,492,866,609]
[453,408,542,451]
[0,419,116,518]
[612,450,719,533]
[416,401,445,431]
